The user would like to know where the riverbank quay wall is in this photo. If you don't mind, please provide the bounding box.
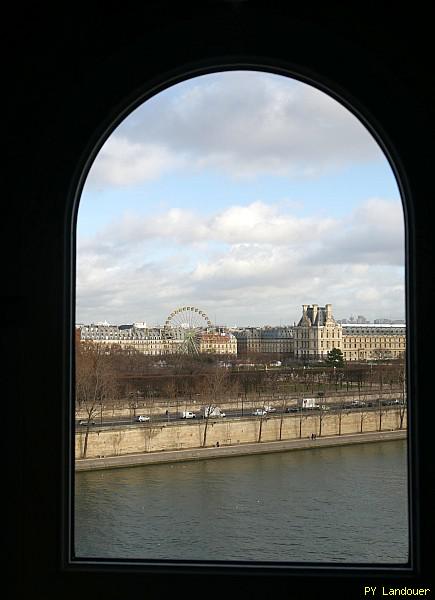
[76,430,407,471]
[76,407,407,460]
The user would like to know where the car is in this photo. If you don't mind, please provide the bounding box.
[78,419,96,426]
[286,407,299,413]
[252,409,267,416]
[264,406,276,413]
[181,411,196,419]
[135,415,150,422]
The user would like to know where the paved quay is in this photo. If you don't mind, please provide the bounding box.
[75,429,407,471]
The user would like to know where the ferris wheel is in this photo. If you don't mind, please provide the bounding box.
[163,306,213,354]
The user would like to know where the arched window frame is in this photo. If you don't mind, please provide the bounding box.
[68,60,416,573]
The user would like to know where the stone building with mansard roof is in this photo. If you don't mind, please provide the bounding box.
[294,304,342,360]
[293,304,406,361]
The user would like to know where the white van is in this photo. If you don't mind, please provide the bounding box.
[204,406,226,418]
[182,411,196,419]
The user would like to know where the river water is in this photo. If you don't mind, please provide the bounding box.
[74,440,408,563]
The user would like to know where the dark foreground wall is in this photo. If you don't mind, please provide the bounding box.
[7,3,434,598]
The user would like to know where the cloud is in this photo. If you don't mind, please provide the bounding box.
[76,250,405,326]
[85,71,384,187]
[82,201,338,250]
[209,202,337,244]
[76,197,405,325]
[77,74,403,325]
[304,198,405,266]
[87,137,184,187]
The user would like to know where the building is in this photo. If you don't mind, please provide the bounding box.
[293,304,406,361]
[232,326,294,356]
[78,304,406,362]
[78,323,237,355]
[341,323,406,361]
[232,327,261,354]
[199,332,237,354]
[293,304,342,360]
[79,324,171,355]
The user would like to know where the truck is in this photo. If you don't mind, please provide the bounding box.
[203,406,226,418]
[300,398,320,410]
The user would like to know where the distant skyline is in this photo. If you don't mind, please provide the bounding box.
[77,314,406,328]
[76,71,405,327]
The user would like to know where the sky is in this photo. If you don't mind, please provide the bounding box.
[76,70,405,327]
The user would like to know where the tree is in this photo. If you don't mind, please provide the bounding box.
[376,397,386,432]
[164,378,178,419]
[201,367,229,447]
[256,403,268,443]
[325,347,344,368]
[398,366,407,430]
[278,396,287,441]
[317,405,326,437]
[76,341,117,458]
[359,402,369,434]
[336,399,344,436]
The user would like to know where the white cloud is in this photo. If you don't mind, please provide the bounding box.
[76,74,402,325]
[85,201,338,249]
[87,137,184,187]
[85,71,384,187]
[355,287,382,303]
[210,202,337,244]
[304,198,405,266]
[76,197,405,325]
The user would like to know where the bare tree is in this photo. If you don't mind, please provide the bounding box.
[164,378,177,420]
[257,406,267,443]
[279,395,287,441]
[398,367,407,430]
[201,367,229,448]
[398,403,407,430]
[317,405,325,438]
[359,406,369,433]
[336,400,345,436]
[376,397,386,432]
[76,341,117,458]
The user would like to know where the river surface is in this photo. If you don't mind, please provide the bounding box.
[74,440,408,563]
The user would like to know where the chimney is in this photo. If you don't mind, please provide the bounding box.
[325,304,332,320]
[312,304,318,324]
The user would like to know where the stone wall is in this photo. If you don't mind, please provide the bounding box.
[76,408,407,459]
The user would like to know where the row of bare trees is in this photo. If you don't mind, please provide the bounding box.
[76,343,406,417]
[75,342,406,455]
